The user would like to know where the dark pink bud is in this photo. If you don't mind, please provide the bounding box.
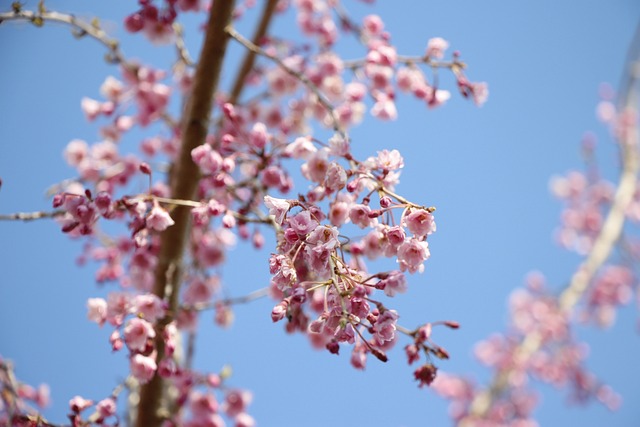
[53,193,65,208]
[371,347,388,363]
[124,13,144,32]
[271,300,289,322]
[84,189,92,200]
[443,320,460,329]
[62,221,80,233]
[414,363,437,387]
[326,340,340,355]
[140,162,152,175]
[379,196,392,208]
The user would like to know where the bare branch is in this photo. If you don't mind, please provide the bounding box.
[0,8,126,65]
[0,210,64,221]
[228,0,279,104]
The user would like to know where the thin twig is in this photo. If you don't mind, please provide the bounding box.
[227,0,279,104]
[0,210,65,221]
[0,8,127,65]
[225,25,344,134]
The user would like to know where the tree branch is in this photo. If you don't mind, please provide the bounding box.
[227,0,279,104]
[226,25,344,134]
[464,22,640,423]
[135,1,236,426]
[0,7,126,65]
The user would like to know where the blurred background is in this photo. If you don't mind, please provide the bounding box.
[1,1,639,425]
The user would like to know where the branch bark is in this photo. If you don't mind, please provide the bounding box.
[228,0,279,104]
[135,1,236,426]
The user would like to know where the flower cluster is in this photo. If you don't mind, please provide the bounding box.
[2,0,489,424]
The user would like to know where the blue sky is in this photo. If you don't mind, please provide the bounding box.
[1,1,639,426]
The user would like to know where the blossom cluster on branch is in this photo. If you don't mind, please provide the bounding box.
[0,0,490,425]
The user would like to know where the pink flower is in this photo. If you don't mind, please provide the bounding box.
[191,144,223,174]
[130,354,157,383]
[131,294,166,322]
[69,395,94,413]
[123,317,156,352]
[96,398,117,418]
[426,37,449,59]
[284,136,316,159]
[288,210,318,236]
[324,162,347,192]
[249,122,270,149]
[264,196,290,225]
[362,14,384,37]
[235,412,256,427]
[81,97,101,121]
[183,277,219,305]
[222,389,252,417]
[190,391,219,418]
[404,209,436,237]
[87,298,108,326]
[397,238,430,273]
[350,345,367,370]
[373,310,399,345]
[302,148,330,183]
[414,363,438,387]
[371,93,397,120]
[349,204,375,229]
[378,270,407,297]
[64,139,89,166]
[147,205,175,231]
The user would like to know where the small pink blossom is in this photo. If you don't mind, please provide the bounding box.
[130,353,157,383]
[426,37,449,59]
[222,389,252,418]
[404,209,436,237]
[284,136,317,159]
[131,294,166,322]
[183,276,219,305]
[123,317,156,352]
[349,204,375,229]
[324,162,347,192]
[81,97,102,121]
[397,238,430,273]
[69,395,94,413]
[235,412,256,427]
[249,122,270,149]
[264,195,290,225]
[64,139,89,167]
[191,143,223,174]
[146,204,175,232]
[371,93,397,120]
[87,298,108,326]
[373,310,399,345]
[288,210,318,236]
[362,14,384,37]
[96,397,117,418]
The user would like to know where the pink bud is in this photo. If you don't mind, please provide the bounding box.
[140,162,152,175]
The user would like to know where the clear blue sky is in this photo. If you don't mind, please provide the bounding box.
[1,1,639,426]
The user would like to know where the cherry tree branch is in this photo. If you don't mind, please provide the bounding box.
[227,0,279,104]
[225,25,344,133]
[465,24,640,422]
[135,1,236,426]
[0,210,64,221]
[0,5,126,65]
